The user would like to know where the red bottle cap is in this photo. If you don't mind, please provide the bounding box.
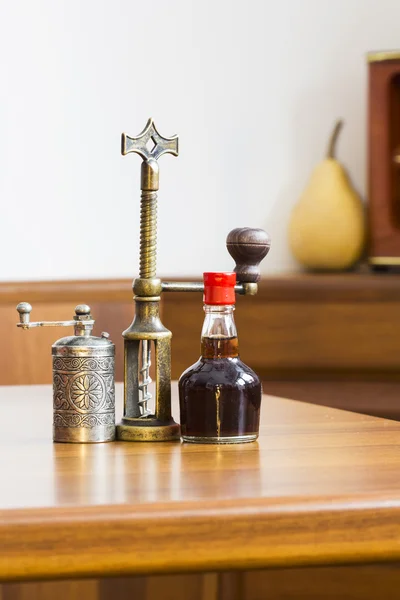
[203,272,237,305]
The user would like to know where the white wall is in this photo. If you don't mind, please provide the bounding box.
[1,0,399,281]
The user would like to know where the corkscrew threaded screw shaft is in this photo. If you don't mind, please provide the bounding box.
[139,191,157,279]
[138,189,157,416]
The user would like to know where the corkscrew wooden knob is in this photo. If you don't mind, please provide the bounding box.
[226,228,271,283]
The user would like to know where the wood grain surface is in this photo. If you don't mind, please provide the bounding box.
[4,566,400,600]
[265,380,400,420]
[164,291,400,381]
[5,275,400,388]
[0,383,400,583]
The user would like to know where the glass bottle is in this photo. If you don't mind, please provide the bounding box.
[179,272,262,444]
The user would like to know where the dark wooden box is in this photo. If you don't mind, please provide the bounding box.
[368,51,400,267]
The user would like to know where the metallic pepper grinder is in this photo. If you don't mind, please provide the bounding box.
[16,303,115,443]
[117,118,270,443]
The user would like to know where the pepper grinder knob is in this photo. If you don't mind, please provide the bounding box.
[226,228,271,283]
[75,304,91,317]
[16,302,32,325]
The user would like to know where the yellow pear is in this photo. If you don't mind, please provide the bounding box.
[288,120,365,271]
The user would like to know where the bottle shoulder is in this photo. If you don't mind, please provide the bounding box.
[178,356,260,387]
[178,358,203,382]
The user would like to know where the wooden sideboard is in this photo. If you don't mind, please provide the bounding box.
[1,384,400,599]
[3,273,400,418]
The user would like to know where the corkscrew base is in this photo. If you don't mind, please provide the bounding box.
[116,418,180,442]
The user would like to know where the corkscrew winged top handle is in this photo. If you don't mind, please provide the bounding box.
[122,118,179,162]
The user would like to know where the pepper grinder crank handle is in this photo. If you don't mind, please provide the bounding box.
[16,303,95,333]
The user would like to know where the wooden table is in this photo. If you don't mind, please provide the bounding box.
[1,383,400,599]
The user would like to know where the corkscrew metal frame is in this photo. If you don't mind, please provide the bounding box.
[117,119,270,442]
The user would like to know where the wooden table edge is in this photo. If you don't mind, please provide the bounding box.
[1,493,400,582]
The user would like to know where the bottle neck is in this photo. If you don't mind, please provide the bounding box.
[200,304,239,359]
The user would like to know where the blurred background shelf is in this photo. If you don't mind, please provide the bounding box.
[3,272,400,419]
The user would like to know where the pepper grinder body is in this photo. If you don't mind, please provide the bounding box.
[52,333,115,443]
[16,303,116,443]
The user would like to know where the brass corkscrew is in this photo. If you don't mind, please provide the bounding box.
[117,119,271,442]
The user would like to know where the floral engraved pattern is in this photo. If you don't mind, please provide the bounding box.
[70,374,104,410]
[53,355,115,428]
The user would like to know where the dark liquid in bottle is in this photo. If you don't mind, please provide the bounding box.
[179,337,262,442]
